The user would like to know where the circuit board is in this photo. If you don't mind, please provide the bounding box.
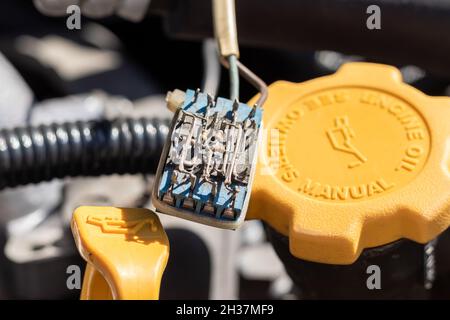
[152,89,263,229]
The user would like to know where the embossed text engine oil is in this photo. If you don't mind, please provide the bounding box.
[247,62,450,298]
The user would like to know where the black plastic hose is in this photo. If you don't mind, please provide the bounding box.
[0,117,170,190]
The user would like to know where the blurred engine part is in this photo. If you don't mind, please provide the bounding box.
[267,225,450,299]
[158,213,240,299]
[149,0,450,76]
[201,39,220,97]
[15,35,122,82]
[0,53,32,128]
[159,228,211,300]
[4,214,80,299]
[238,221,294,300]
[33,0,151,21]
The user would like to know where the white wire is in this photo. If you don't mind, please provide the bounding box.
[201,39,221,97]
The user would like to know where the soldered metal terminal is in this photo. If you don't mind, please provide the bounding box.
[152,89,263,229]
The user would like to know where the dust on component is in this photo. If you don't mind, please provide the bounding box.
[152,89,263,229]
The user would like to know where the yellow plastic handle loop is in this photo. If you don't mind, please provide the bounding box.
[71,206,169,300]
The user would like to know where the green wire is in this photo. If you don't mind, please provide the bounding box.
[228,55,239,101]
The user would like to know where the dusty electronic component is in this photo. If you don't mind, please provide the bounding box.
[152,89,263,229]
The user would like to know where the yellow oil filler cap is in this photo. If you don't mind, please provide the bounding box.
[71,206,169,300]
[247,62,450,265]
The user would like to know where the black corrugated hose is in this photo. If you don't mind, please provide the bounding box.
[0,117,170,190]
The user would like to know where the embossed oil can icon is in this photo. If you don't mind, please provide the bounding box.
[86,214,158,239]
[326,116,368,168]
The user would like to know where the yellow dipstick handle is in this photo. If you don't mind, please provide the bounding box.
[71,206,169,300]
